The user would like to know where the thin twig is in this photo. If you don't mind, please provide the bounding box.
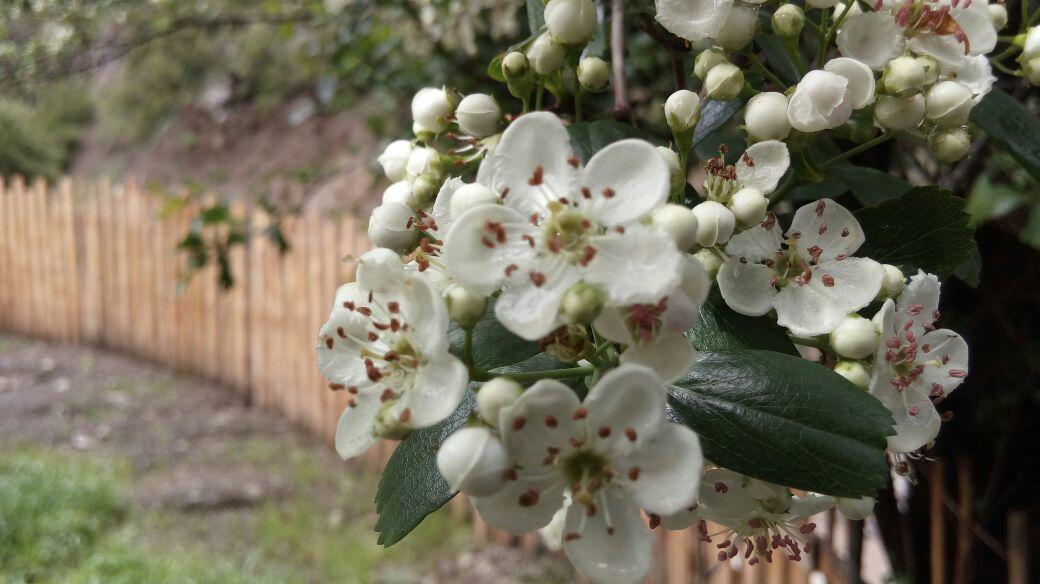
[610,0,631,122]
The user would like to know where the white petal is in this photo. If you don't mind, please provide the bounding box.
[563,488,653,584]
[774,257,883,336]
[580,139,670,226]
[908,34,968,68]
[619,332,697,385]
[894,270,941,334]
[824,57,876,109]
[334,392,380,459]
[872,381,942,453]
[837,12,905,70]
[717,259,777,317]
[788,198,866,263]
[788,70,853,133]
[944,55,995,99]
[735,141,790,194]
[696,468,759,527]
[789,494,837,519]
[392,356,469,428]
[583,226,683,306]
[495,256,580,340]
[443,204,537,296]
[398,269,451,356]
[915,329,969,397]
[492,112,580,220]
[654,0,734,42]
[584,364,668,457]
[727,218,784,262]
[501,379,582,468]
[953,8,997,55]
[593,306,635,345]
[617,424,703,515]
[472,472,567,533]
[430,176,464,236]
[678,255,712,308]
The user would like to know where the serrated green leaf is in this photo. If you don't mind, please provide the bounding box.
[687,289,798,355]
[668,351,894,497]
[952,242,981,287]
[566,119,647,163]
[854,186,974,278]
[448,299,540,371]
[970,88,1040,181]
[373,392,475,547]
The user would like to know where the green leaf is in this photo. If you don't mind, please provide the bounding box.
[692,99,745,149]
[373,392,475,547]
[448,299,541,371]
[487,54,506,82]
[952,242,981,287]
[526,0,546,35]
[790,165,913,206]
[754,36,800,86]
[854,186,974,278]
[686,289,797,355]
[566,120,647,163]
[970,88,1040,181]
[668,351,894,497]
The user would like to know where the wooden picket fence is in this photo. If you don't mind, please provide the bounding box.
[0,176,865,583]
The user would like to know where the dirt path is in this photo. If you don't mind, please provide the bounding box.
[0,334,573,583]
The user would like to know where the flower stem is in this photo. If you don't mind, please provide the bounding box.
[745,51,788,90]
[820,132,895,170]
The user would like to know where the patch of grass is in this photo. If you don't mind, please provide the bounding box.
[66,532,252,584]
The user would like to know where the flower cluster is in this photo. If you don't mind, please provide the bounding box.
[312,0,993,581]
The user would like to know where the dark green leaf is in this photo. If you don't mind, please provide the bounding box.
[448,299,541,371]
[789,165,913,206]
[526,0,546,35]
[200,205,231,225]
[687,289,797,355]
[668,351,894,497]
[692,99,745,149]
[952,243,981,287]
[855,187,974,278]
[487,54,506,82]
[374,392,475,546]
[970,88,1040,181]
[566,120,647,163]
[754,36,800,86]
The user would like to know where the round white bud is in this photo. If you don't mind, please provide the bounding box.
[807,0,839,8]
[829,314,879,359]
[456,93,501,138]
[930,127,971,163]
[874,94,926,131]
[988,4,1008,30]
[652,204,699,251]
[406,146,440,180]
[1023,57,1040,86]
[729,188,769,226]
[691,201,736,247]
[879,264,905,298]
[377,140,412,182]
[772,4,805,38]
[560,282,606,324]
[411,87,453,134]
[916,55,941,86]
[381,180,416,208]
[411,175,441,206]
[704,63,744,101]
[477,377,524,428]
[502,51,530,79]
[527,33,566,75]
[837,496,875,520]
[446,285,487,328]
[694,48,729,80]
[925,81,973,127]
[367,203,417,253]
[450,183,498,220]
[577,57,610,92]
[665,89,702,133]
[693,248,724,279]
[744,92,792,142]
[715,4,758,50]
[834,360,871,389]
[436,427,512,497]
[545,0,597,44]
[882,56,926,96]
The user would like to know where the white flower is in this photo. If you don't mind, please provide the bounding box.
[317,249,469,459]
[702,140,791,204]
[655,0,763,47]
[787,59,874,133]
[717,199,884,337]
[368,202,418,253]
[443,112,681,341]
[868,271,968,453]
[437,426,512,496]
[594,257,710,383]
[378,140,413,182]
[471,364,703,584]
[412,87,454,134]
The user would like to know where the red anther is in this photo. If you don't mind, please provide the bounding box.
[512,416,526,430]
[529,272,546,287]
[329,383,345,391]
[822,274,835,287]
[528,165,544,186]
[949,369,967,378]
[544,415,558,428]
[567,156,580,168]
[573,407,589,420]
[602,187,615,198]
[627,466,640,481]
[518,488,540,507]
[399,408,412,423]
[648,513,661,529]
[579,245,598,266]
[815,200,826,216]
[380,388,395,402]
[325,337,334,349]
[799,522,816,534]
[564,532,581,541]
[625,427,637,441]
[715,481,728,493]
[581,187,592,199]
[717,551,728,562]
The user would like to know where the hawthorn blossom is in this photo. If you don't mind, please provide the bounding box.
[593,257,710,383]
[443,112,681,341]
[717,199,884,337]
[702,140,791,203]
[787,58,875,133]
[471,364,703,584]
[868,271,969,453]
[655,0,764,48]
[316,249,468,459]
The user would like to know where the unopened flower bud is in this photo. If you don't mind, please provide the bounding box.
[577,57,610,92]
[693,248,724,279]
[436,427,512,496]
[374,404,412,440]
[377,140,412,182]
[446,285,487,328]
[528,33,565,75]
[368,203,417,253]
[694,48,729,80]
[834,360,870,389]
[477,377,523,428]
[705,63,744,101]
[665,89,702,133]
[874,94,926,131]
[916,55,940,86]
[411,87,454,134]
[925,81,973,127]
[745,92,792,142]
[715,4,758,50]
[545,0,597,45]
[882,56,926,96]
[560,282,606,324]
[691,201,736,247]
[456,93,501,138]
[406,146,440,180]
[503,51,530,79]
[807,0,839,8]
[652,203,699,251]
[930,127,971,163]
[1023,57,1040,86]
[411,175,441,206]
[382,180,416,208]
[837,496,875,520]
[450,183,498,220]
[772,4,805,38]
[540,324,592,363]
[988,4,1008,30]
[729,188,769,226]
[656,146,685,194]
[878,264,905,298]
[829,314,878,359]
